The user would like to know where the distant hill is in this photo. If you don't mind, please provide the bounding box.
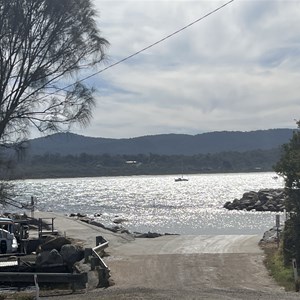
[25,129,294,156]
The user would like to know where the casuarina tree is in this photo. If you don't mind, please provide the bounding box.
[0,0,108,207]
[0,0,109,145]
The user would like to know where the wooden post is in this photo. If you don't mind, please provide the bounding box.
[97,268,110,288]
[96,236,103,246]
[91,257,98,271]
[31,196,34,218]
[292,259,299,292]
[84,248,92,263]
[276,214,280,248]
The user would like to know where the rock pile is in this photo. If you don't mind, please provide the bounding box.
[36,236,84,269]
[69,213,178,238]
[223,188,286,212]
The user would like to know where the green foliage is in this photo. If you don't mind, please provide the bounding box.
[282,210,300,266]
[12,148,281,179]
[275,129,300,191]
[263,244,295,291]
[275,125,300,266]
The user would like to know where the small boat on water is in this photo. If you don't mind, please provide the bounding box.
[175,177,189,182]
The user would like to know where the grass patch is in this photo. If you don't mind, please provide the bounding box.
[14,294,35,300]
[0,293,35,300]
[262,242,295,291]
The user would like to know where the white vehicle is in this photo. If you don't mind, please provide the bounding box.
[0,218,18,253]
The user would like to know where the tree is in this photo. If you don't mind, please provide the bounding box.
[0,0,108,145]
[0,0,108,208]
[274,122,300,265]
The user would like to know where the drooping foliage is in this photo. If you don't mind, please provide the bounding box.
[0,0,108,144]
[0,0,108,207]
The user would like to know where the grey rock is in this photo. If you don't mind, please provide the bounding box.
[261,225,283,243]
[223,188,285,212]
[60,244,84,265]
[36,249,63,266]
[41,236,71,251]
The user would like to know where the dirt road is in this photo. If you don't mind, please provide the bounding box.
[35,212,299,300]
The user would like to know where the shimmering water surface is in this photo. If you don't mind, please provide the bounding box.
[12,172,284,235]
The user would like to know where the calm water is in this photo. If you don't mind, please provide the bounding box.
[11,172,284,235]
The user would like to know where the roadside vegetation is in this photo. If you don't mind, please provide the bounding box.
[262,242,295,291]
[271,121,300,291]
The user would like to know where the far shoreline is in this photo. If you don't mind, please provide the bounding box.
[11,170,279,181]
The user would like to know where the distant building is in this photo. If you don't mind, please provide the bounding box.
[125,160,142,167]
[125,160,137,164]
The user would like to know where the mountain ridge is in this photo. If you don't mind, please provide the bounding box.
[26,128,294,156]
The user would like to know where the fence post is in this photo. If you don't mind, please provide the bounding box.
[96,236,105,246]
[275,214,280,248]
[34,274,40,300]
[292,258,299,292]
[84,248,92,263]
[31,196,34,218]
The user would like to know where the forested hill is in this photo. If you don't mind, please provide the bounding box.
[26,128,293,156]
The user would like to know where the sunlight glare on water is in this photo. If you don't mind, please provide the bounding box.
[12,172,284,235]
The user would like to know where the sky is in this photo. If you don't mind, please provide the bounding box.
[71,0,300,138]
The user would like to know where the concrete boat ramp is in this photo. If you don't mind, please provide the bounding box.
[33,211,299,300]
[34,211,261,255]
[34,211,135,251]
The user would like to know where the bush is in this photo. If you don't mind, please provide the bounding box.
[263,243,295,291]
[282,215,300,266]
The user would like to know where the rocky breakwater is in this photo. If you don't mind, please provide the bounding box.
[69,213,178,238]
[224,188,286,212]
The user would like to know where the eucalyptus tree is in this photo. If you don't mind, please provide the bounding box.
[0,0,108,145]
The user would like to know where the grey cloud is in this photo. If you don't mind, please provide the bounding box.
[258,46,300,68]
[71,0,300,138]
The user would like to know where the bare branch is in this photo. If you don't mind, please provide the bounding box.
[0,0,109,144]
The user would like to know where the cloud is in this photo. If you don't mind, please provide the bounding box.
[72,0,300,138]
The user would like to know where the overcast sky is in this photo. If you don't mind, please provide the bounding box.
[72,0,300,138]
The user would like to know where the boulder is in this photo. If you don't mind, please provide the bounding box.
[266,204,276,212]
[261,225,283,243]
[242,191,258,202]
[113,217,128,224]
[77,213,87,218]
[79,217,91,224]
[41,236,71,251]
[135,232,162,238]
[89,220,106,229]
[36,249,63,266]
[223,201,232,209]
[60,244,84,265]
[254,200,262,207]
